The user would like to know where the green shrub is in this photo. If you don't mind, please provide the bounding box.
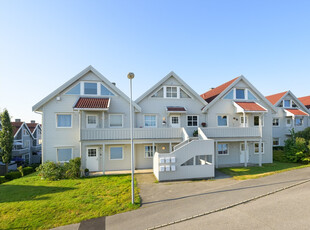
[18,166,24,177]
[5,171,22,180]
[63,158,81,179]
[273,150,287,162]
[0,176,6,184]
[23,166,35,175]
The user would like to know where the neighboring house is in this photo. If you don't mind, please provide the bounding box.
[200,76,276,167]
[26,121,42,163]
[266,91,310,146]
[298,96,310,109]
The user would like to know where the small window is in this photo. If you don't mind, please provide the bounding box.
[57,148,72,162]
[254,142,264,154]
[286,118,292,127]
[87,115,97,124]
[100,84,114,96]
[292,101,298,108]
[66,83,80,95]
[273,138,280,146]
[171,116,179,124]
[195,155,212,165]
[145,145,156,158]
[109,115,123,128]
[240,116,248,126]
[187,115,198,127]
[23,129,29,136]
[254,116,260,126]
[166,86,178,98]
[217,115,228,126]
[224,89,234,99]
[151,88,163,98]
[110,147,123,160]
[57,114,72,128]
[295,118,303,126]
[236,89,245,99]
[180,88,190,98]
[84,82,97,95]
[88,148,97,157]
[144,115,156,127]
[273,118,279,126]
[218,144,228,155]
[181,157,194,166]
[247,90,257,100]
[284,100,291,108]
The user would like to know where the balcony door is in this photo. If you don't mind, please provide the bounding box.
[170,115,180,128]
[86,147,99,171]
[86,115,98,129]
[240,143,249,163]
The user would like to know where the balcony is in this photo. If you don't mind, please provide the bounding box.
[12,148,29,156]
[200,127,261,138]
[81,128,184,141]
[31,145,42,152]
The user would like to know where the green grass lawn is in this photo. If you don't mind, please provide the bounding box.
[218,161,310,180]
[0,172,140,229]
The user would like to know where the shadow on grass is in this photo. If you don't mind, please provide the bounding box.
[0,184,75,203]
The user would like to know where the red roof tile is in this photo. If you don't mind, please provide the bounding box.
[26,123,38,133]
[11,122,23,136]
[166,106,186,112]
[235,102,267,112]
[201,77,239,103]
[298,96,310,109]
[285,109,308,116]
[265,91,287,105]
[74,97,110,109]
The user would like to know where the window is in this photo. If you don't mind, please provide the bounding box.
[23,140,30,148]
[110,147,123,160]
[240,116,248,126]
[57,148,72,162]
[100,84,114,96]
[171,116,179,124]
[87,115,97,128]
[66,83,80,95]
[187,115,198,127]
[88,148,97,157]
[181,157,194,166]
[236,89,245,99]
[109,114,123,128]
[151,88,163,98]
[224,90,234,99]
[254,116,260,126]
[247,90,257,100]
[254,142,264,154]
[217,115,228,126]
[23,129,29,136]
[273,138,280,146]
[144,115,157,127]
[273,118,279,126]
[284,100,291,108]
[286,118,292,127]
[218,144,228,155]
[145,145,156,158]
[56,114,72,128]
[195,155,212,165]
[295,117,303,126]
[292,101,298,108]
[180,88,190,98]
[84,82,97,95]
[166,86,178,98]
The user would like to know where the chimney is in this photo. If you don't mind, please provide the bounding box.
[15,119,21,122]
[210,87,215,90]
[112,82,116,86]
[31,120,36,123]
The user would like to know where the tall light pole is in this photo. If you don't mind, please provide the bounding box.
[127,72,135,204]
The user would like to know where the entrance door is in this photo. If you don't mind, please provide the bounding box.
[170,115,180,128]
[240,143,249,163]
[86,147,99,171]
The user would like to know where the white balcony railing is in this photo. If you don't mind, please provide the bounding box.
[200,127,261,138]
[81,128,184,141]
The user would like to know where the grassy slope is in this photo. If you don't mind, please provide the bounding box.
[218,161,310,180]
[0,173,140,229]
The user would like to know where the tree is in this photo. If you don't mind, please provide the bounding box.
[0,109,13,173]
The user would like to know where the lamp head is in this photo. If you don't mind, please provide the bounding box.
[127,72,135,79]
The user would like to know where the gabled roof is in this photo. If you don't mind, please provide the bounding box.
[11,122,34,138]
[265,91,288,105]
[200,77,239,103]
[298,96,310,109]
[201,75,276,113]
[234,102,267,112]
[32,65,141,112]
[135,71,208,106]
[285,109,309,116]
[26,122,41,134]
[74,97,110,110]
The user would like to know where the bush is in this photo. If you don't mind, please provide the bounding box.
[63,158,81,179]
[23,166,35,175]
[5,171,22,180]
[18,166,24,177]
[0,176,7,184]
[273,150,287,162]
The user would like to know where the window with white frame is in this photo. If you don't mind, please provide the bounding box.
[151,88,164,98]
[286,118,292,127]
[109,114,123,128]
[236,89,245,99]
[87,115,97,125]
[110,147,123,160]
[295,117,303,126]
[23,140,30,148]
[273,138,280,146]
[187,115,198,127]
[273,118,279,126]
[144,115,156,127]
[195,155,212,165]
[224,88,257,100]
[254,116,260,126]
[84,82,97,95]
[217,115,228,126]
[56,114,72,128]
[218,143,228,155]
[88,148,97,157]
[180,88,191,98]
[57,148,72,162]
[166,86,178,98]
[254,142,264,154]
[23,129,29,136]
[145,145,156,158]
[283,100,291,108]
[240,116,248,126]
[66,83,81,95]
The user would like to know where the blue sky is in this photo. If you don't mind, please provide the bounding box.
[1,0,310,123]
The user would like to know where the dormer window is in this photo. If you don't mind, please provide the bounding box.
[65,82,114,96]
[224,88,256,100]
[236,89,245,99]
[84,83,97,95]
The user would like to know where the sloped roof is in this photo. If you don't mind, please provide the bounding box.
[11,122,23,136]
[74,98,110,109]
[298,96,310,109]
[166,106,187,112]
[26,123,38,133]
[200,77,239,103]
[235,102,267,112]
[265,91,288,105]
[285,109,309,116]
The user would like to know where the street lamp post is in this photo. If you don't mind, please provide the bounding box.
[127,72,135,204]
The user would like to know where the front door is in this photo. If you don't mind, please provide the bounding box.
[86,147,99,171]
[170,115,180,128]
[240,143,249,163]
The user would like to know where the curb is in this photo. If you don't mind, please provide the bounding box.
[146,178,310,230]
